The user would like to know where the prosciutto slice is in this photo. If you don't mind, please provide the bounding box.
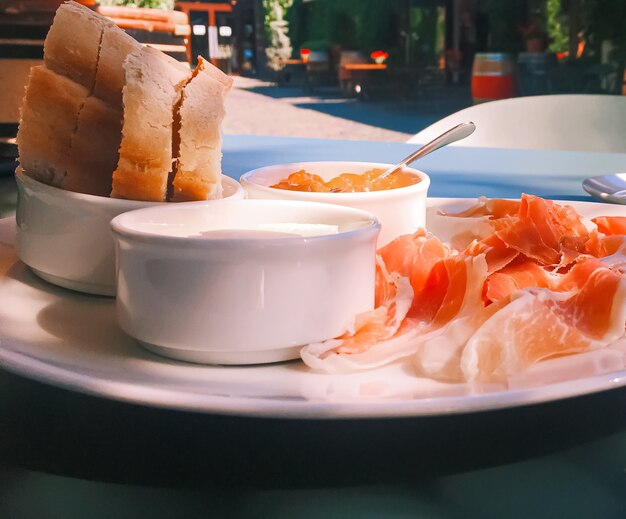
[301,196,626,385]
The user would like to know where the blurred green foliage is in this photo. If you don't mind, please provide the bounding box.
[287,0,396,54]
[547,0,569,52]
[263,0,294,39]
[274,0,626,69]
[409,6,442,67]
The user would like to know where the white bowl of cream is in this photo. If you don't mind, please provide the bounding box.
[110,199,380,365]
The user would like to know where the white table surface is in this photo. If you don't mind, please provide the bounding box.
[1,135,626,518]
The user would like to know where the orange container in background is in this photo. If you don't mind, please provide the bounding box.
[471,53,517,104]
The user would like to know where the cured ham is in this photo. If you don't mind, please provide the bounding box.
[300,268,417,372]
[301,232,447,372]
[592,216,626,236]
[484,258,553,302]
[464,234,518,273]
[376,229,449,308]
[442,197,521,219]
[413,254,492,382]
[461,268,626,383]
[491,195,589,266]
[301,194,626,386]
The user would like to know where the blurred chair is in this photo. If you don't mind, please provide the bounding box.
[545,65,586,94]
[407,94,626,153]
[338,50,368,96]
[581,64,619,94]
[305,50,332,92]
[517,52,557,96]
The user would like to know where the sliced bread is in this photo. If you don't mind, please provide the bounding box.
[171,57,233,201]
[111,46,190,201]
[66,97,123,196]
[16,65,88,189]
[43,1,113,92]
[93,24,142,108]
[93,25,191,110]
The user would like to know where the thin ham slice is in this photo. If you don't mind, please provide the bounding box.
[413,254,492,382]
[301,232,449,372]
[592,216,626,236]
[464,234,519,274]
[461,267,626,383]
[492,195,589,266]
[301,196,626,385]
[300,256,416,372]
[442,197,521,219]
[485,258,553,303]
[376,229,449,307]
[584,230,625,258]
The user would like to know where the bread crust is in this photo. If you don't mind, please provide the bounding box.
[66,97,123,196]
[94,29,191,111]
[93,25,142,108]
[111,46,190,201]
[17,65,88,188]
[44,1,113,91]
[194,55,234,91]
[172,57,231,201]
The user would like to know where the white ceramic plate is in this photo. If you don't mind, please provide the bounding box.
[1,198,625,419]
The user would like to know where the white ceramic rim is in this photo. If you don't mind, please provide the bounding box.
[16,168,244,206]
[240,161,430,200]
[110,199,381,246]
[2,198,626,419]
[0,332,624,419]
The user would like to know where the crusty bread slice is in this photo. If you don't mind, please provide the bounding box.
[44,1,113,91]
[94,25,191,110]
[111,46,190,201]
[193,55,234,91]
[17,65,88,188]
[93,24,142,108]
[65,97,123,196]
[171,57,232,201]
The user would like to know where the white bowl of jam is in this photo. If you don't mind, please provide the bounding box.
[240,161,430,246]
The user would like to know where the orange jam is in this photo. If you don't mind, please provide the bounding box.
[270,168,421,193]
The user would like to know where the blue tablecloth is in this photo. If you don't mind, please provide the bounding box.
[1,135,626,518]
[222,134,626,200]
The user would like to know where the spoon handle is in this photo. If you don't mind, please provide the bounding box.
[382,121,476,178]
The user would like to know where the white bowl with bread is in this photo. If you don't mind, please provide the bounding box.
[111,200,380,365]
[15,170,244,296]
[240,161,430,246]
[14,1,240,296]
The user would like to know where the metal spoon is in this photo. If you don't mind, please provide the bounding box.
[582,174,626,205]
[379,121,476,179]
